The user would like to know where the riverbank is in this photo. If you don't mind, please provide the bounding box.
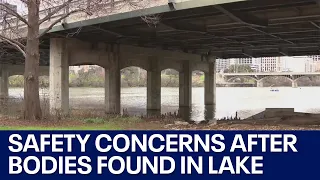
[1,115,320,130]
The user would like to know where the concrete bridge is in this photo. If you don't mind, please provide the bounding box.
[223,72,320,87]
[2,0,320,118]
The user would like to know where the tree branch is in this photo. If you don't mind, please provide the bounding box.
[0,34,26,58]
[0,3,30,27]
[38,9,87,38]
[38,0,74,25]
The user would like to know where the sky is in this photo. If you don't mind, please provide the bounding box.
[5,0,26,14]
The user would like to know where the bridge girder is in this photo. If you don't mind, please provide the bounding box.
[223,73,320,83]
[257,75,294,82]
[292,75,313,81]
[225,75,258,82]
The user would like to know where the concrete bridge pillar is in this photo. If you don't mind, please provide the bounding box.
[0,64,9,98]
[49,38,69,115]
[257,80,264,87]
[105,46,121,114]
[204,62,216,107]
[147,57,161,112]
[292,80,298,88]
[179,61,192,107]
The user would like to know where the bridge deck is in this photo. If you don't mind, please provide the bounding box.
[1,0,320,66]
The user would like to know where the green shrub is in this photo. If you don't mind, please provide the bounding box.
[83,118,105,124]
[9,75,49,88]
[9,75,24,87]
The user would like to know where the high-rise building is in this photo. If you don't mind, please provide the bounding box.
[281,56,313,72]
[216,59,230,72]
[229,57,261,72]
[310,55,320,62]
[257,57,282,72]
[308,55,320,72]
[238,58,253,65]
[218,56,320,73]
[230,58,253,65]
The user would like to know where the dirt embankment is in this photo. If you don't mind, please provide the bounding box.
[1,114,320,130]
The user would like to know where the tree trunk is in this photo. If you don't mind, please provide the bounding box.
[24,0,42,120]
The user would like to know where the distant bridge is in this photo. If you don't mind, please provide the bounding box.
[222,72,320,87]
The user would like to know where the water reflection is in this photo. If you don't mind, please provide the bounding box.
[147,109,161,117]
[179,105,215,121]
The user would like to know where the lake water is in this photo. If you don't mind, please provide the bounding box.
[8,87,320,121]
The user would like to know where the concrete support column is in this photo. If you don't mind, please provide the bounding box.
[105,45,121,114]
[147,57,161,111]
[257,80,264,87]
[204,62,216,106]
[292,80,298,88]
[179,61,192,107]
[49,38,69,115]
[0,64,9,98]
[105,69,121,113]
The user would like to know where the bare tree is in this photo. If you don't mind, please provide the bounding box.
[0,0,159,120]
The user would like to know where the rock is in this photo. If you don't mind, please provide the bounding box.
[174,121,189,126]
[164,124,174,128]
[208,120,217,126]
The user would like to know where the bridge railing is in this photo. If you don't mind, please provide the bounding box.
[222,72,320,76]
[0,0,167,36]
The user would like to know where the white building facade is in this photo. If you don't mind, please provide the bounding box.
[216,59,230,72]
[217,55,320,73]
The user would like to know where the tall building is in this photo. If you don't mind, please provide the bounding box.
[238,58,253,65]
[310,55,320,62]
[216,59,230,72]
[308,55,320,72]
[229,57,261,72]
[257,57,282,72]
[230,58,253,65]
[218,56,320,73]
[281,56,312,72]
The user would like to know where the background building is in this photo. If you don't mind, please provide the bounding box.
[216,59,230,73]
[217,55,320,73]
[229,58,253,66]
[281,56,313,72]
[257,57,282,72]
[309,55,320,72]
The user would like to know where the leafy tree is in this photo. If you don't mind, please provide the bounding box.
[224,64,254,73]
[163,69,179,75]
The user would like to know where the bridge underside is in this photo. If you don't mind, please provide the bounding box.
[1,0,320,65]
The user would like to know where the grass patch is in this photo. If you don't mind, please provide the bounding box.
[0,125,119,130]
[83,118,105,124]
[0,116,144,130]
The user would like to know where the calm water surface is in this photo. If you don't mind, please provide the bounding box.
[8,87,320,121]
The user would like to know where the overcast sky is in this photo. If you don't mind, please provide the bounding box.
[6,0,26,14]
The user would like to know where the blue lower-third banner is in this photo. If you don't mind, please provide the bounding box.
[0,131,319,179]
